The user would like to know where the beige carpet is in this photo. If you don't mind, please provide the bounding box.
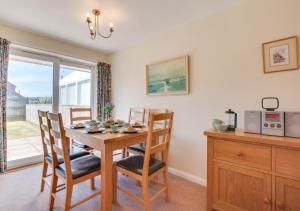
[0,165,206,211]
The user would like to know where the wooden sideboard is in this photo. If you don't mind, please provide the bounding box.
[204,129,300,211]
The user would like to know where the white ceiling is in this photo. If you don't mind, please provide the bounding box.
[0,0,240,53]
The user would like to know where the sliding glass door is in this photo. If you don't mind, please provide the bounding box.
[7,55,53,168]
[7,49,95,169]
[59,65,92,126]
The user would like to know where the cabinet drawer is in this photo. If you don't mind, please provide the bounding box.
[214,139,272,170]
[275,148,300,177]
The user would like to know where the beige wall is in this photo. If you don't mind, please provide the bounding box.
[111,0,300,184]
[0,23,110,63]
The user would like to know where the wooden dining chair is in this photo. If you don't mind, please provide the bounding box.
[122,108,146,158]
[39,110,53,192]
[128,108,146,124]
[113,112,174,211]
[70,107,93,151]
[126,109,168,156]
[70,107,92,125]
[38,110,90,193]
[47,112,101,211]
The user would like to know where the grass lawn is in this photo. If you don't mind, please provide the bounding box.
[7,121,40,140]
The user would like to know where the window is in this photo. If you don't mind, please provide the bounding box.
[7,46,96,169]
[60,86,67,104]
[59,65,92,125]
[66,83,76,105]
[78,79,91,105]
[59,66,91,106]
[7,55,53,168]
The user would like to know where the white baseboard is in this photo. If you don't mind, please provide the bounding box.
[168,167,207,186]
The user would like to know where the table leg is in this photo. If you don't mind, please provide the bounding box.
[101,144,113,211]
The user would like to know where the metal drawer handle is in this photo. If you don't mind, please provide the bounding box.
[237,152,244,157]
[277,202,285,209]
[264,197,271,205]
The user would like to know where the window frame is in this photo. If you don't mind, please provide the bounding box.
[10,46,97,116]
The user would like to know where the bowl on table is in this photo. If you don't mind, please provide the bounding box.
[122,126,138,134]
[84,120,98,127]
[85,126,105,133]
[70,122,85,129]
[132,122,145,128]
[103,119,114,128]
[212,119,228,132]
[109,125,119,133]
[115,119,124,126]
[214,124,228,132]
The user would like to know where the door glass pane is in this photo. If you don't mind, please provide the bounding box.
[59,65,91,126]
[66,83,76,105]
[78,79,91,105]
[7,56,53,167]
[60,86,66,104]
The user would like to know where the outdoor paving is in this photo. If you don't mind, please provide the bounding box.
[7,136,43,162]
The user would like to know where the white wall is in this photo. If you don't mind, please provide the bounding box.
[0,23,110,63]
[111,0,300,184]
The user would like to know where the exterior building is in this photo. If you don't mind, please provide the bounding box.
[7,82,27,121]
[59,71,91,106]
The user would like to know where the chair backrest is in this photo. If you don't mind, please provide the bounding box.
[70,107,92,125]
[146,108,168,128]
[38,110,52,157]
[47,112,73,179]
[128,108,145,124]
[143,112,174,176]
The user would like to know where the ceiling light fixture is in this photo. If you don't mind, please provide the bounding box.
[86,9,114,40]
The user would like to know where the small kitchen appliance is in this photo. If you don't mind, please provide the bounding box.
[285,112,300,138]
[261,97,285,137]
[245,98,300,138]
[225,109,237,131]
[244,111,261,134]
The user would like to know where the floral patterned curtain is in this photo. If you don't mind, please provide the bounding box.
[97,62,112,121]
[0,38,10,173]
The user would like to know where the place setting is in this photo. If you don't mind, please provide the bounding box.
[71,119,144,134]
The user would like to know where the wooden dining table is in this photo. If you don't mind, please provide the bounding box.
[65,126,163,211]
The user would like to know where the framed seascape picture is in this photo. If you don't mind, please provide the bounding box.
[146,55,189,96]
[262,36,299,73]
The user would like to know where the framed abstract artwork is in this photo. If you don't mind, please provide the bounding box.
[262,36,299,73]
[146,55,189,96]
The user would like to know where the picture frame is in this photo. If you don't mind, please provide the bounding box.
[146,55,189,96]
[262,36,299,74]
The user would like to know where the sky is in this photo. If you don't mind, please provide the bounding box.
[8,60,72,97]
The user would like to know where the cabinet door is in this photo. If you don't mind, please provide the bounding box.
[276,177,300,211]
[213,162,272,211]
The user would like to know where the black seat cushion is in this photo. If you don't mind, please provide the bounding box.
[56,155,101,179]
[45,149,90,164]
[116,155,165,176]
[127,144,146,153]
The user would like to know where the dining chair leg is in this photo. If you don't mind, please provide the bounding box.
[64,183,73,211]
[122,148,127,158]
[40,160,48,192]
[142,179,150,211]
[136,180,142,187]
[163,168,169,202]
[90,178,95,190]
[113,164,118,203]
[49,174,58,210]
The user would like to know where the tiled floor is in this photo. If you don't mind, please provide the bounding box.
[7,136,43,162]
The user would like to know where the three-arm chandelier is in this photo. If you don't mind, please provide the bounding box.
[86,9,114,40]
